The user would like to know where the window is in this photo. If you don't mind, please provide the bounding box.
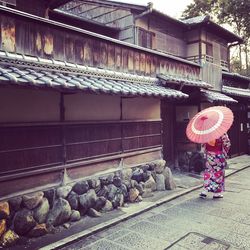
[220,45,228,61]
[206,43,213,57]
[137,27,154,49]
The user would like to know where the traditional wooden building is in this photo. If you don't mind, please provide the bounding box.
[0,3,212,198]
[54,0,247,169]
[0,0,248,199]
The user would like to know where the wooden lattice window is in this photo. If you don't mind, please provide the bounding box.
[206,43,213,57]
[137,27,154,49]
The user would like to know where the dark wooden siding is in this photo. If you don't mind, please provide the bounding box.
[228,104,248,156]
[0,8,201,80]
[0,121,162,176]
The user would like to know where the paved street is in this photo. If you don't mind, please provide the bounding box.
[60,167,250,250]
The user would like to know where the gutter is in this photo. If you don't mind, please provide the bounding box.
[134,2,153,20]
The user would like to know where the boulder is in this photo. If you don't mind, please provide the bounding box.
[144,176,157,192]
[131,168,144,183]
[148,161,156,171]
[141,164,150,172]
[33,198,50,224]
[57,185,72,199]
[142,170,151,182]
[44,188,56,209]
[142,188,154,198]
[136,195,143,202]
[79,189,97,215]
[120,168,132,181]
[96,185,109,198]
[123,180,131,189]
[87,208,101,217]
[27,224,48,237]
[46,198,71,226]
[13,209,36,235]
[129,188,139,203]
[72,180,89,195]
[107,174,115,184]
[0,202,10,220]
[135,183,144,195]
[113,176,122,187]
[151,171,157,182]
[163,167,177,190]
[0,230,19,247]
[0,219,6,238]
[154,160,166,174]
[94,196,107,211]
[70,210,81,222]
[23,191,44,210]
[111,193,124,209]
[101,200,113,212]
[88,179,101,189]
[99,176,109,186]
[119,183,129,201]
[9,197,22,212]
[67,191,79,210]
[63,223,70,229]
[107,184,118,201]
[130,179,138,188]
[156,174,166,191]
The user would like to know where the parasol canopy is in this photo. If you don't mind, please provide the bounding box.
[186,106,234,143]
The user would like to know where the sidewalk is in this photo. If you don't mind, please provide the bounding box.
[15,155,250,250]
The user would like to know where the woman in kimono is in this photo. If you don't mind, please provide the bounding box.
[200,133,231,199]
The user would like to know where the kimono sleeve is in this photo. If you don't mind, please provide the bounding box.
[222,133,231,157]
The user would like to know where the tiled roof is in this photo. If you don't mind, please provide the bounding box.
[222,86,250,99]
[223,71,250,82]
[158,74,212,89]
[201,89,238,103]
[181,16,208,25]
[0,52,188,99]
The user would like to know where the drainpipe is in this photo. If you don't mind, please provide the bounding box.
[227,41,241,72]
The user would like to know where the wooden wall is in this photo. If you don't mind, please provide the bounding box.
[0,8,201,79]
[0,86,162,178]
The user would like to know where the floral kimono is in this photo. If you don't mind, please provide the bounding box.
[202,133,231,193]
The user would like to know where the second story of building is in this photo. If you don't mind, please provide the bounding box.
[53,0,243,73]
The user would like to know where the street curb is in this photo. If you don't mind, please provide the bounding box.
[40,163,250,250]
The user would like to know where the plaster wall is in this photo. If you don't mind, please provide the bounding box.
[64,93,121,121]
[122,97,160,120]
[0,87,60,123]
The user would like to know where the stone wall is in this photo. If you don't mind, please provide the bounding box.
[0,160,176,247]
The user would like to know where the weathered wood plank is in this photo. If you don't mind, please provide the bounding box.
[1,16,15,52]
[115,46,122,70]
[107,44,115,69]
[83,38,93,66]
[134,51,140,73]
[128,50,134,72]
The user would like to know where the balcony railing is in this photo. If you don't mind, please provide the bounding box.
[186,54,214,64]
[221,60,229,70]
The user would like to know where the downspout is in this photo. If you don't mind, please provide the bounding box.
[227,41,241,72]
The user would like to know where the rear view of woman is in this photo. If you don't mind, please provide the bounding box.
[199,133,231,199]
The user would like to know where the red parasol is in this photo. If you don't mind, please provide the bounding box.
[186,106,234,143]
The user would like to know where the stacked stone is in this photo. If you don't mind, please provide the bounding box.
[0,159,176,247]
